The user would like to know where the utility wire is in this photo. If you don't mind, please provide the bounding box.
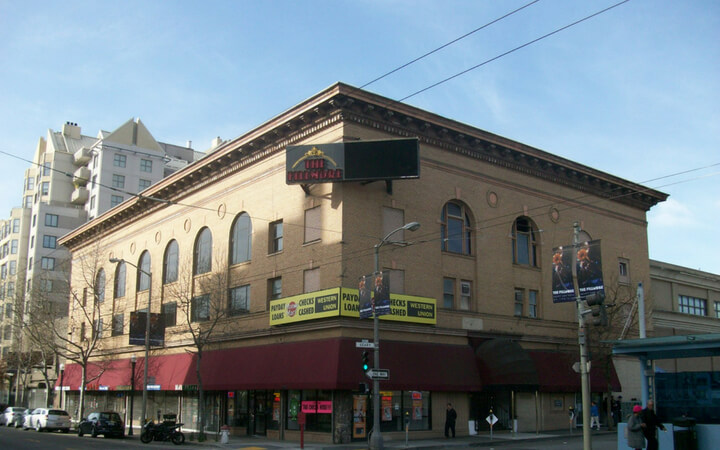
[359,0,542,90]
[397,0,631,103]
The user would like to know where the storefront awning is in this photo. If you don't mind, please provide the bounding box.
[58,338,481,393]
[475,339,621,393]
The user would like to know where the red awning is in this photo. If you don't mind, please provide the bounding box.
[58,353,195,391]
[528,350,621,393]
[59,338,481,393]
[475,339,621,393]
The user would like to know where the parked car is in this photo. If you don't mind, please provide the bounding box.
[77,411,124,438]
[23,408,71,432]
[2,406,26,427]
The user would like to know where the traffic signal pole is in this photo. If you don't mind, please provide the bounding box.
[572,222,592,450]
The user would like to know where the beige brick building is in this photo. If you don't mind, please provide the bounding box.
[58,83,666,442]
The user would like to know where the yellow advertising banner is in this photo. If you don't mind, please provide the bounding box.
[269,287,436,326]
[269,288,341,325]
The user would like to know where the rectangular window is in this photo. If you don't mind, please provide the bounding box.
[7,282,15,297]
[41,257,55,271]
[443,278,455,309]
[4,303,11,319]
[27,257,32,271]
[514,289,524,316]
[304,268,320,293]
[528,290,538,318]
[618,258,630,284]
[39,279,51,292]
[191,295,210,322]
[715,302,720,319]
[112,174,125,189]
[42,162,51,176]
[139,179,151,190]
[90,195,96,209]
[41,181,49,195]
[9,261,16,276]
[1,264,6,279]
[43,235,57,249]
[460,280,471,310]
[45,214,59,227]
[228,285,250,316]
[80,322,86,341]
[26,177,34,191]
[113,153,127,168]
[140,159,153,172]
[12,219,19,233]
[162,302,177,327]
[24,195,32,208]
[678,295,707,316]
[11,240,18,254]
[110,195,124,207]
[269,220,283,253]
[93,318,103,339]
[268,277,282,302]
[304,207,321,243]
[112,314,124,336]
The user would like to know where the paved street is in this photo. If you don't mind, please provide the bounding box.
[0,424,620,450]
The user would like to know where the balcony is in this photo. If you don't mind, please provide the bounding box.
[73,147,91,165]
[71,187,89,205]
[73,167,90,186]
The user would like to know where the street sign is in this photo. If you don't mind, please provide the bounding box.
[486,414,498,426]
[365,369,390,380]
[572,361,591,373]
[356,340,376,349]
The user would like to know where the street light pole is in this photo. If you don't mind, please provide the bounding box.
[58,363,65,410]
[129,355,136,435]
[110,258,151,429]
[370,221,420,450]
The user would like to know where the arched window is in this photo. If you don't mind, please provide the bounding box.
[113,261,126,298]
[194,227,212,275]
[512,217,539,266]
[163,240,179,284]
[137,251,151,291]
[441,201,472,255]
[229,213,252,265]
[95,269,106,303]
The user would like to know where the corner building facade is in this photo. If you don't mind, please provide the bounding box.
[59,83,665,443]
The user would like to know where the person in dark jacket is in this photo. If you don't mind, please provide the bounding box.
[444,403,457,438]
[640,400,666,450]
[627,405,646,449]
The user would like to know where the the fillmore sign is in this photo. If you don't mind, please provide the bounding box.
[286,138,419,185]
[286,144,344,183]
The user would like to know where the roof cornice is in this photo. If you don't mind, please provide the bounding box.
[60,82,667,250]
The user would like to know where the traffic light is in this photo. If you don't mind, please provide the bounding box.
[361,351,370,372]
[585,292,608,326]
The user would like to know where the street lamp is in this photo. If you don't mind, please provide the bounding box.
[370,221,420,450]
[110,257,151,429]
[58,363,65,409]
[129,355,136,435]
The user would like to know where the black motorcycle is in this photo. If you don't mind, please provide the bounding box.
[140,420,185,445]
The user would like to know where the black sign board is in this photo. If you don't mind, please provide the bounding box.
[286,138,419,184]
[129,311,165,346]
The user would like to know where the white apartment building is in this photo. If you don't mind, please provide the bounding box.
[1,119,204,407]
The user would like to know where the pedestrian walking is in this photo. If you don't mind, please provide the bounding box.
[640,400,666,450]
[626,405,646,449]
[444,403,457,438]
[590,401,601,430]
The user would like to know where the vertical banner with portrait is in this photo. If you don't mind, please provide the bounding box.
[358,275,373,319]
[576,240,605,297]
[353,395,367,439]
[552,240,605,303]
[358,272,391,318]
[382,394,393,421]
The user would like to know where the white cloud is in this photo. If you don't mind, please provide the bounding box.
[647,198,700,229]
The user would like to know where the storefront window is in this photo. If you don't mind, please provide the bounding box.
[380,390,431,432]
[227,391,248,427]
[286,390,332,432]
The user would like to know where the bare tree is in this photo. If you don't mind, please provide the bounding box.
[24,246,110,420]
[585,273,640,430]
[164,253,231,441]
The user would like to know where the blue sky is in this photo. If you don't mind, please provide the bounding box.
[1,0,718,274]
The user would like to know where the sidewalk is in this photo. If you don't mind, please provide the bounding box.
[178,428,615,449]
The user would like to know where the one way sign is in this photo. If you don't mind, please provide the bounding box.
[365,369,390,380]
